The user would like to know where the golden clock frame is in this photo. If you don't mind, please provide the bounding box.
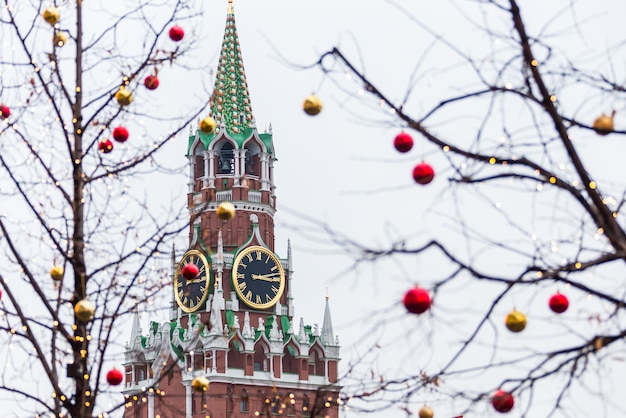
[174,249,212,313]
[231,245,285,310]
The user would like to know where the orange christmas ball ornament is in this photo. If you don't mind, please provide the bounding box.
[115,88,133,107]
[412,162,435,185]
[592,111,615,136]
[42,6,60,26]
[0,104,10,120]
[491,390,514,413]
[74,299,95,322]
[402,287,431,314]
[106,368,124,385]
[505,309,526,333]
[54,31,67,47]
[418,405,434,418]
[302,94,322,116]
[191,375,209,392]
[216,201,236,221]
[98,139,114,153]
[199,116,216,134]
[50,266,64,281]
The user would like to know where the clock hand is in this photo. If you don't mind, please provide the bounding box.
[257,272,280,278]
[251,274,282,282]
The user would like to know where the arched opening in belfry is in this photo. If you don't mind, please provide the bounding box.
[217,141,234,175]
[244,141,261,176]
[192,142,204,192]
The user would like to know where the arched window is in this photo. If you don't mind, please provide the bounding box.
[271,392,281,415]
[282,345,297,374]
[254,343,268,372]
[309,348,325,376]
[285,393,296,416]
[257,390,271,416]
[302,394,310,417]
[227,385,234,412]
[218,142,234,174]
[244,142,261,176]
[192,144,204,192]
[240,389,249,412]
[228,339,244,369]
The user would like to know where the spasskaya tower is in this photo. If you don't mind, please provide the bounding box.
[122,1,341,417]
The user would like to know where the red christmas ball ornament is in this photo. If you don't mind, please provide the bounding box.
[169,25,185,42]
[106,368,124,386]
[144,75,159,90]
[0,104,10,119]
[412,162,435,185]
[549,292,569,314]
[112,126,129,143]
[393,132,413,153]
[181,263,199,280]
[98,139,113,153]
[402,287,431,314]
[491,390,514,413]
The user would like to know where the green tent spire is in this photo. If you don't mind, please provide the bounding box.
[209,0,255,136]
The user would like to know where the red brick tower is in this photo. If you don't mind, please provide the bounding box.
[122,2,341,417]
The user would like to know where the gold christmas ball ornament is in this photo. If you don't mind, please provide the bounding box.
[42,6,60,26]
[216,201,236,221]
[50,266,64,281]
[115,88,133,107]
[191,375,209,392]
[593,110,615,136]
[74,299,96,322]
[505,309,527,333]
[302,94,323,116]
[418,405,434,418]
[54,31,67,47]
[199,116,216,134]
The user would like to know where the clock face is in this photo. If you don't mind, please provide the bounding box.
[232,246,285,310]
[174,249,211,313]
